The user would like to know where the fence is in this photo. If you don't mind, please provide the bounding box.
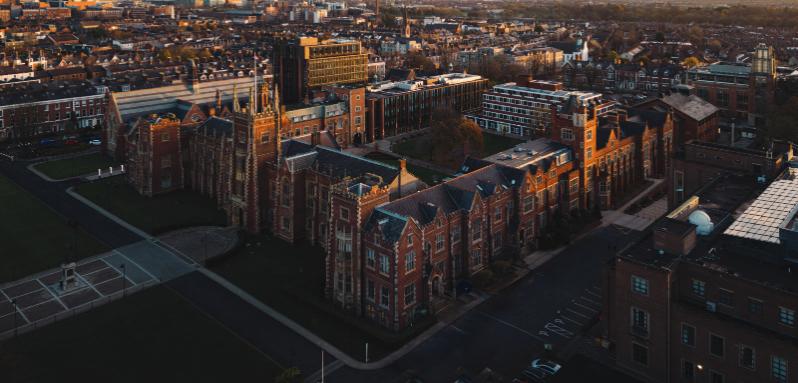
[0,281,154,341]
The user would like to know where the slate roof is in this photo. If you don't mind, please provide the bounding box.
[376,163,519,235]
[365,209,407,243]
[628,109,668,129]
[660,93,719,122]
[597,128,613,150]
[197,116,232,138]
[312,146,399,185]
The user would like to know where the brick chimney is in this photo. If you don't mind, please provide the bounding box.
[311,130,321,146]
[516,74,533,88]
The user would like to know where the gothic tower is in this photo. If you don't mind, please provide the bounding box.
[229,77,281,233]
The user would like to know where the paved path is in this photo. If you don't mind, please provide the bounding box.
[158,226,239,264]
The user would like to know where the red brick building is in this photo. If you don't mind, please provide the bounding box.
[604,171,798,383]
[126,114,184,196]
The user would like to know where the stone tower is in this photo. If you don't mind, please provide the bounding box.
[229,78,281,233]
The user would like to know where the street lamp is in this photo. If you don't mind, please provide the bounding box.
[11,299,18,337]
[120,263,126,297]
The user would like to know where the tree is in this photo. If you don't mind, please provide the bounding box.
[275,367,301,383]
[405,52,436,72]
[682,56,701,68]
[607,50,620,63]
[427,108,484,168]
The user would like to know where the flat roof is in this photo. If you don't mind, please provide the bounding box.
[724,179,798,244]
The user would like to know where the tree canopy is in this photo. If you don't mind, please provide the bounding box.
[427,108,484,168]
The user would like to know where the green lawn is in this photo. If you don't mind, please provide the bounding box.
[34,153,119,180]
[210,235,434,361]
[481,132,525,156]
[364,152,452,185]
[0,175,108,283]
[0,285,282,383]
[75,177,227,235]
[392,132,524,167]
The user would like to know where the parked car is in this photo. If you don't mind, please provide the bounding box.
[64,139,80,146]
[89,139,102,146]
[530,359,562,376]
[39,138,59,147]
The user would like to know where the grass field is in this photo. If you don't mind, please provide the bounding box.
[0,285,282,383]
[392,131,524,167]
[0,175,108,283]
[34,153,119,180]
[364,152,452,185]
[210,234,434,361]
[75,177,227,235]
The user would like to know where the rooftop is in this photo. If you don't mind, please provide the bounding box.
[724,178,798,244]
[659,93,719,122]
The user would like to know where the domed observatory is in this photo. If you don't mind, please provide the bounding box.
[688,210,714,236]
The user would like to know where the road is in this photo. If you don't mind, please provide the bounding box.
[1,156,638,381]
[326,225,637,382]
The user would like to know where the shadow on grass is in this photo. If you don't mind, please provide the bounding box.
[75,177,227,235]
[0,285,281,383]
[209,233,435,361]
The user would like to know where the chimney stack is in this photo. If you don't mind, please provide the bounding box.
[516,74,533,88]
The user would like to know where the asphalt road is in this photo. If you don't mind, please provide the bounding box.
[326,225,638,382]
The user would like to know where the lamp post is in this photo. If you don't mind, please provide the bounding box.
[11,298,18,337]
[120,263,126,297]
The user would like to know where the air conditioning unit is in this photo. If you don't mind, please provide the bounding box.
[706,301,717,312]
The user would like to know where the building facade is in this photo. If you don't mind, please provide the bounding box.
[686,44,776,131]
[274,37,369,104]
[605,169,798,383]
[365,72,488,141]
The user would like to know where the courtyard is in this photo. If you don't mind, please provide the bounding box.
[392,131,524,170]
[0,285,282,382]
[364,152,452,185]
[74,177,227,235]
[0,174,108,283]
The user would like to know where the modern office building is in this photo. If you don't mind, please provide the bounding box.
[365,72,488,141]
[273,37,369,104]
[468,76,610,137]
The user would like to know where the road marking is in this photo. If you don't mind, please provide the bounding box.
[554,318,564,325]
[450,325,467,335]
[544,323,573,339]
[477,311,547,342]
[585,289,601,299]
[567,308,590,319]
[561,314,585,326]
[538,330,549,337]
[580,295,601,307]
[574,301,598,313]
